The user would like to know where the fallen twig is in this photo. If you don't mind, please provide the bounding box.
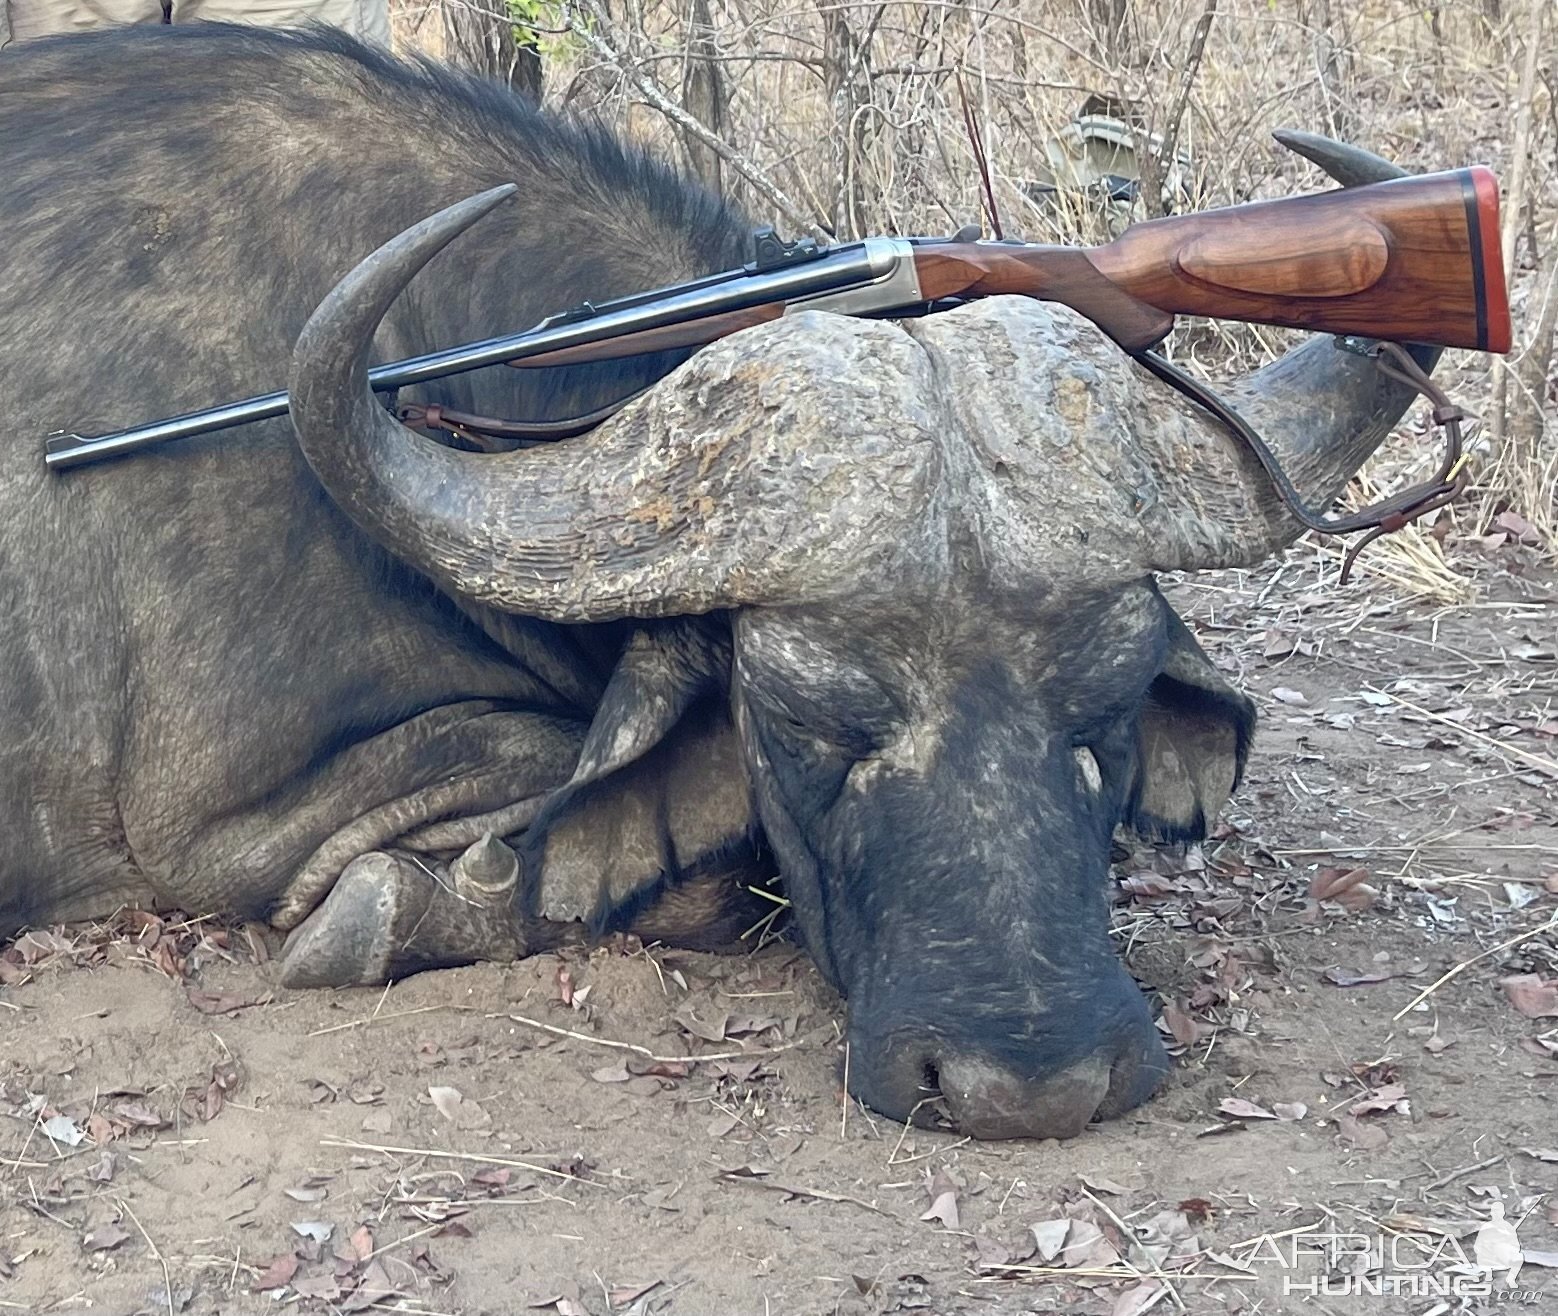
[717,1171,899,1219]
[360,1220,446,1264]
[118,1197,175,1316]
[501,1012,809,1064]
[1422,1155,1504,1193]
[1392,911,1558,1021]
[319,1139,607,1188]
[1081,1185,1188,1311]
[1365,684,1558,780]
[976,1263,1245,1282]
[307,1003,467,1038]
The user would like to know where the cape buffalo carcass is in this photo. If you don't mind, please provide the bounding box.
[2,24,1436,1139]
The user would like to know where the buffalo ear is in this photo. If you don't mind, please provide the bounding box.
[520,622,759,928]
[1126,604,1255,844]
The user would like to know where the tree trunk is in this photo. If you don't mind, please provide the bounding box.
[441,0,543,101]
[681,0,728,193]
[1088,0,1133,65]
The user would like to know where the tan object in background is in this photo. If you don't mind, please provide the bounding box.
[2,0,390,48]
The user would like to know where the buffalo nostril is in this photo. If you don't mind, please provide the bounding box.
[846,980,1170,1138]
[1098,1029,1171,1118]
[886,1057,953,1127]
[934,1053,1114,1140]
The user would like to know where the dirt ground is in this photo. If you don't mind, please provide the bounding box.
[3,550,1556,1316]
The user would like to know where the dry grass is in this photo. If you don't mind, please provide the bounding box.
[393,0,1555,587]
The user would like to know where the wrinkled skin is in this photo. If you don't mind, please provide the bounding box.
[732,593,1250,1133]
[3,24,1437,1139]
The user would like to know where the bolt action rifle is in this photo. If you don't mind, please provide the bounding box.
[47,160,1510,513]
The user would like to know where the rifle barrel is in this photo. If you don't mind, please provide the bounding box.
[45,238,905,471]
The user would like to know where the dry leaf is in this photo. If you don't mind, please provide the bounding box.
[88,1150,116,1183]
[41,1114,84,1147]
[293,1275,343,1300]
[1178,1198,1214,1223]
[342,1258,398,1311]
[16,929,74,962]
[1309,867,1377,912]
[1121,872,1177,899]
[1337,1113,1389,1150]
[1501,974,1558,1019]
[1271,687,1309,705]
[1079,1173,1128,1195]
[361,1109,392,1134]
[1520,1147,1558,1163]
[110,1101,166,1129]
[1160,1003,1203,1047]
[1352,1083,1409,1117]
[920,1168,959,1229]
[190,1060,240,1123]
[252,1254,300,1291]
[920,1189,959,1229]
[1112,1279,1168,1316]
[1218,1097,1276,1120]
[428,1085,462,1119]
[284,1184,328,1203]
[291,1221,333,1244]
[591,1064,631,1084]
[1274,1103,1307,1121]
[428,1085,491,1129]
[1493,510,1542,543]
[1060,1218,1121,1269]
[184,987,263,1015]
[1031,1219,1071,1262]
[82,1222,131,1252]
[608,1279,662,1307]
[673,1004,729,1043]
[333,1224,375,1265]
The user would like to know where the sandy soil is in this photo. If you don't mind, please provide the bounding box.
[3,557,1555,1316]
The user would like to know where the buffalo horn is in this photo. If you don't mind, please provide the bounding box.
[1148,132,1442,570]
[289,187,937,622]
[288,186,761,622]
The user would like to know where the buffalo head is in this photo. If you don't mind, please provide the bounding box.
[286,135,1433,1138]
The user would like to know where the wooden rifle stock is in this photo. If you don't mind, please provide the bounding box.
[514,167,1508,368]
[923,165,1509,353]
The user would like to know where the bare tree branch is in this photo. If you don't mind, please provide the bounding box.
[570,0,818,232]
